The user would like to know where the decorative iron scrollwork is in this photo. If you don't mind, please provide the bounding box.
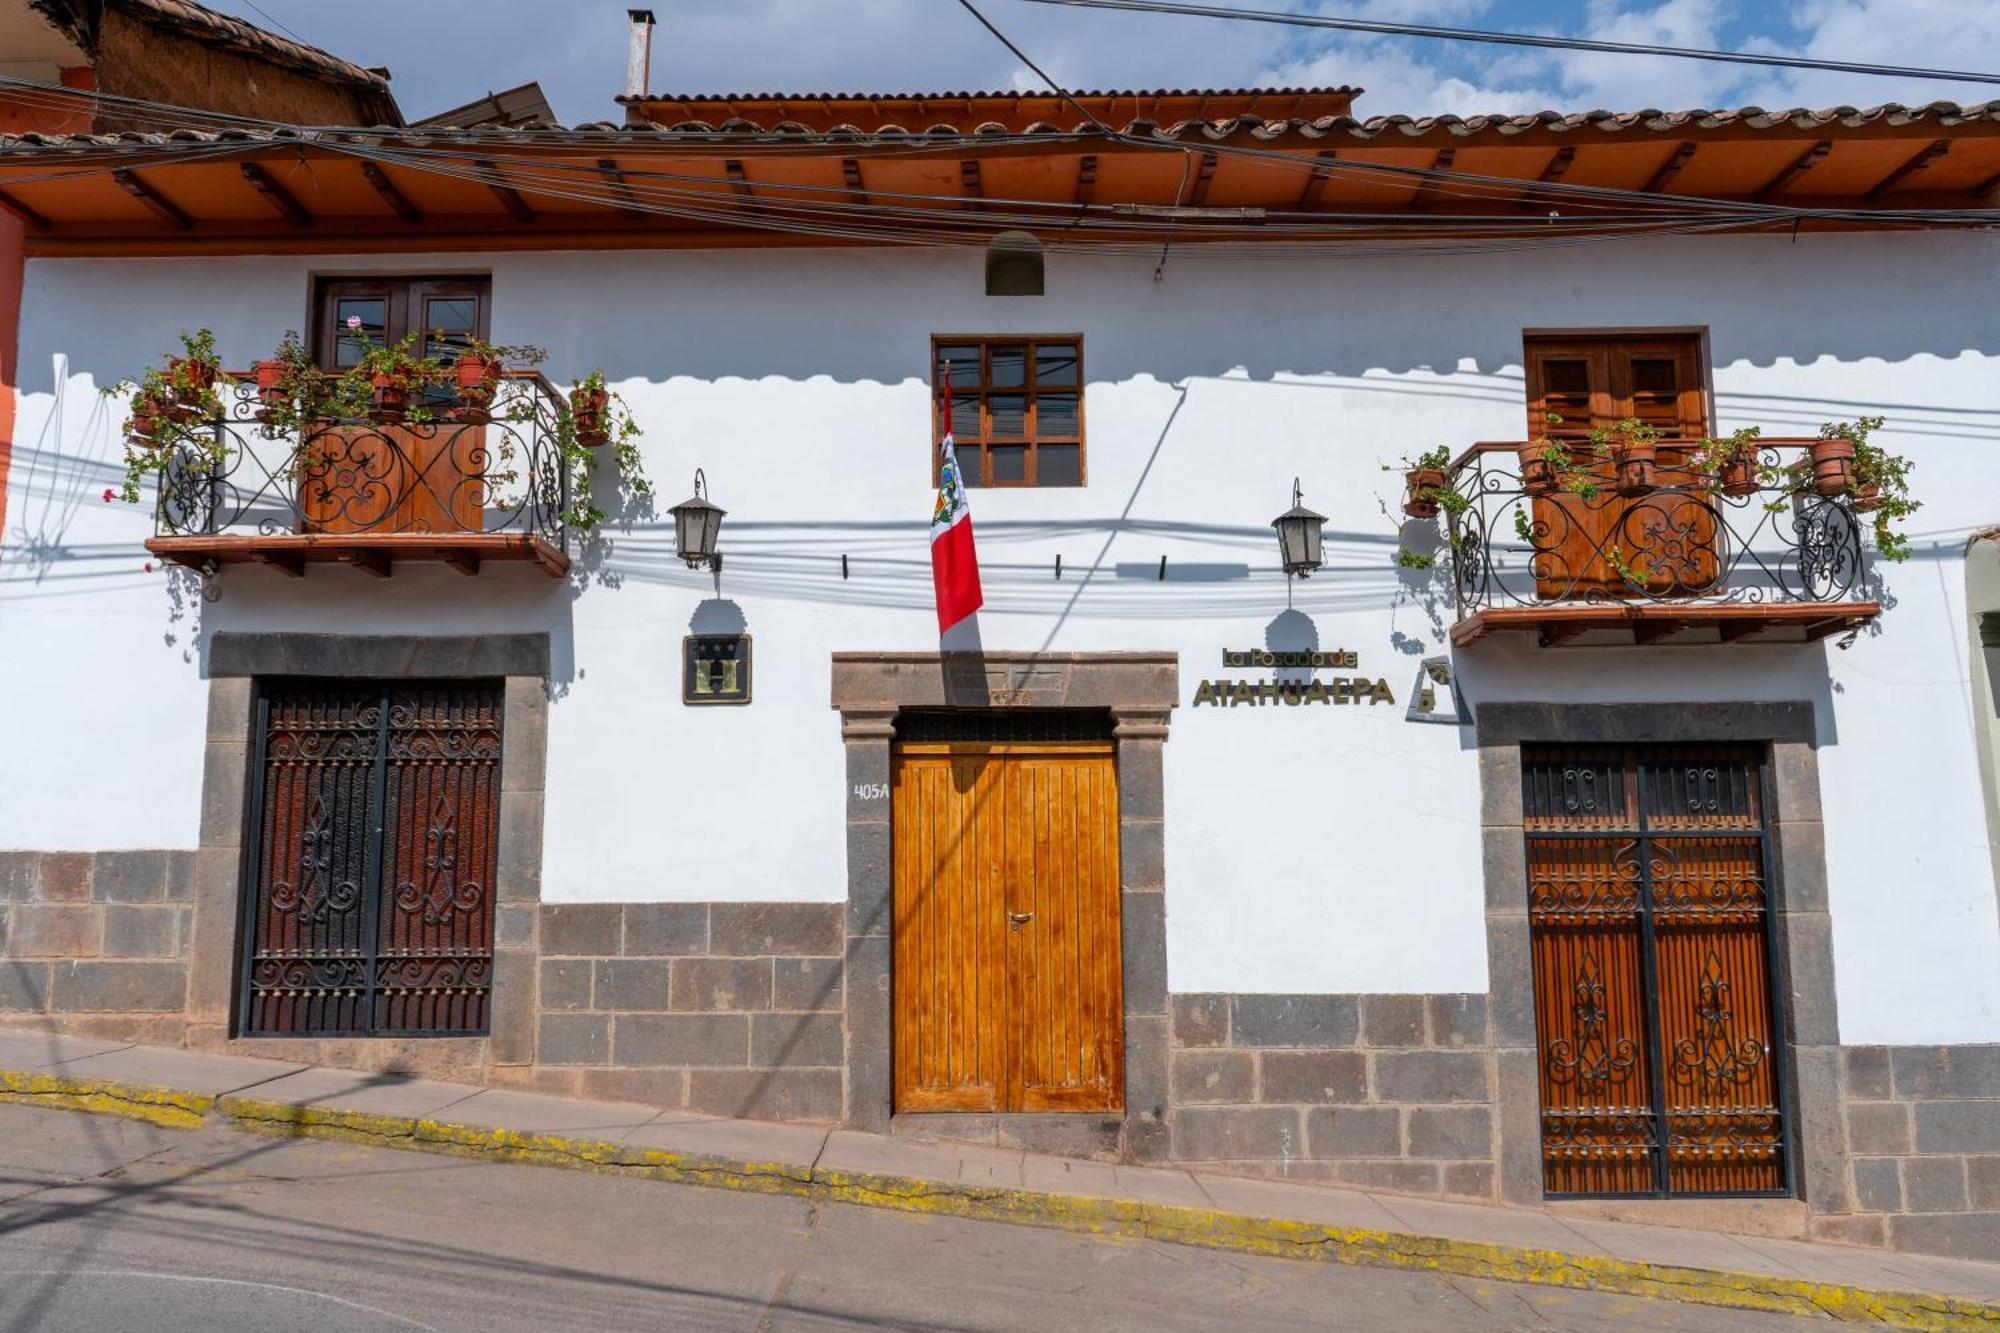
[1442,445,1869,621]
[1545,952,1639,1090]
[1670,946,1767,1093]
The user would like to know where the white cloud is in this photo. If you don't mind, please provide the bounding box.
[204,0,1998,124]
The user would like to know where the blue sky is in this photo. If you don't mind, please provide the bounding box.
[207,1,1997,125]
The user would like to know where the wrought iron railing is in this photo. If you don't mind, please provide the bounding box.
[151,370,570,552]
[1442,439,1869,619]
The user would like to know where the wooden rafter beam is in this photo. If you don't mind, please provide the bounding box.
[1757,140,1832,201]
[239,162,312,228]
[112,168,192,229]
[724,159,754,198]
[841,157,869,206]
[1296,149,1336,210]
[1641,141,1697,194]
[0,187,50,231]
[1186,151,1219,208]
[1074,154,1098,206]
[358,161,421,224]
[250,550,305,578]
[1407,148,1454,211]
[475,160,534,222]
[1518,145,1574,210]
[1864,139,1950,200]
[596,159,644,217]
[1717,620,1766,643]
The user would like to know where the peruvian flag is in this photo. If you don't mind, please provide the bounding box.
[930,366,984,634]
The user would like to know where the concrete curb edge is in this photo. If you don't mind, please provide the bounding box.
[5,1069,1994,1331]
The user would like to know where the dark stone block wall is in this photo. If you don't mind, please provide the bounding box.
[0,850,193,1043]
[1834,1044,2000,1262]
[1165,991,1497,1197]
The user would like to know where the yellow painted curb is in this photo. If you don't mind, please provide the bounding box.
[9,1068,1996,1331]
[0,1068,211,1129]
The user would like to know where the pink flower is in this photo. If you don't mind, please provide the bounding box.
[143,562,154,574]
[102,487,114,502]
[346,315,363,329]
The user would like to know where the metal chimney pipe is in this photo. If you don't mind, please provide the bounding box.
[627,9,656,98]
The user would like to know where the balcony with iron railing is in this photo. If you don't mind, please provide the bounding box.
[1436,438,1883,647]
[142,370,574,579]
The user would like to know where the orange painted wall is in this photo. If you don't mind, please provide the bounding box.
[0,67,94,536]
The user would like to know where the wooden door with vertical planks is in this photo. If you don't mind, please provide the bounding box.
[892,739,1123,1114]
[1525,336,1715,600]
[1525,745,1788,1198]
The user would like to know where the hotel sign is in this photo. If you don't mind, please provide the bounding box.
[1194,648,1394,708]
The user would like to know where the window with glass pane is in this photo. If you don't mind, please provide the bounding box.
[313,277,490,374]
[930,335,1084,488]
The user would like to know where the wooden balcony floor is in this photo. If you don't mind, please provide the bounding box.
[146,532,570,579]
[1451,601,1882,647]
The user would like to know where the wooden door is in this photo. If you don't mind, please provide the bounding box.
[892,740,1123,1113]
[1524,745,1788,1198]
[303,278,490,537]
[1525,336,1715,599]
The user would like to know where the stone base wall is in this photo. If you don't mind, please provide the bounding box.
[519,901,845,1121]
[1166,992,1496,1198]
[1830,1044,2000,1262]
[0,849,193,1040]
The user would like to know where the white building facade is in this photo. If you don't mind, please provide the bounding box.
[1,88,1997,1261]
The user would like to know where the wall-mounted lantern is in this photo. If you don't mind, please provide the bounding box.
[1271,478,1326,578]
[669,468,726,570]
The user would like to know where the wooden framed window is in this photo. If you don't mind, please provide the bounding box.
[1524,333,1707,443]
[313,275,491,372]
[1522,333,1713,599]
[932,336,1083,488]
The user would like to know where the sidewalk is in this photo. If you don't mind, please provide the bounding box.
[2,1027,1995,1331]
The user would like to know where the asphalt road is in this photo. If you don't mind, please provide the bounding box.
[0,1102,1822,1332]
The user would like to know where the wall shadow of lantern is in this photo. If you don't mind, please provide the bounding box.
[985,231,1044,296]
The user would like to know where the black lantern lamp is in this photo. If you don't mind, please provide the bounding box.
[668,468,726,570]
[1272,477,1327,578]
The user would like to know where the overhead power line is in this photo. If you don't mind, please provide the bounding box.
[1012,0,2000,87]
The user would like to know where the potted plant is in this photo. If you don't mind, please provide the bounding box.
[570,371,611,447]
[126,382,167,446]
[1516,423,1572,498]
[1591,417,1659,497]
[349,330,446,424]
[1399,445,1453,519]
[164,328,222,410]
[1808,416,1876,498]
[1691,426,1763,498]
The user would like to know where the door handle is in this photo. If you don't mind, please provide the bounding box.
[1008,911,1035,929]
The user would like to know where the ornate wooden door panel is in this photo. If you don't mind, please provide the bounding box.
[891,738,1123,1114]
[1524,336,1718,601]
[241,681,501,1037]
[1525,745,1788,1198]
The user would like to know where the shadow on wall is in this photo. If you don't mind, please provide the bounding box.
[15,237,2000,398]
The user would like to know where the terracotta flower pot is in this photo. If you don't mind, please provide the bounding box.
[1810,436,1856,497]
[455,353,499,401]
[571,385,610,447]
[1850,478,1883,512]
[169,356,216,407]
[1719,443,1761,498]
[1517,443,1557,496]
[369,373,409,422]
[1402,465,1447,519]
[127,406,161,446]
[1611,439,1656,497]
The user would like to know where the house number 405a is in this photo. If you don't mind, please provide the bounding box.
[853,783,889,801]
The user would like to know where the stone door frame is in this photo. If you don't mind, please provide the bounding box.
[1476,701,1847,1218]
[187,633,549,1065]
[831,651,1177,1157]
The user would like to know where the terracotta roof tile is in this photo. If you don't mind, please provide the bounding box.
[5,99,1995,152]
